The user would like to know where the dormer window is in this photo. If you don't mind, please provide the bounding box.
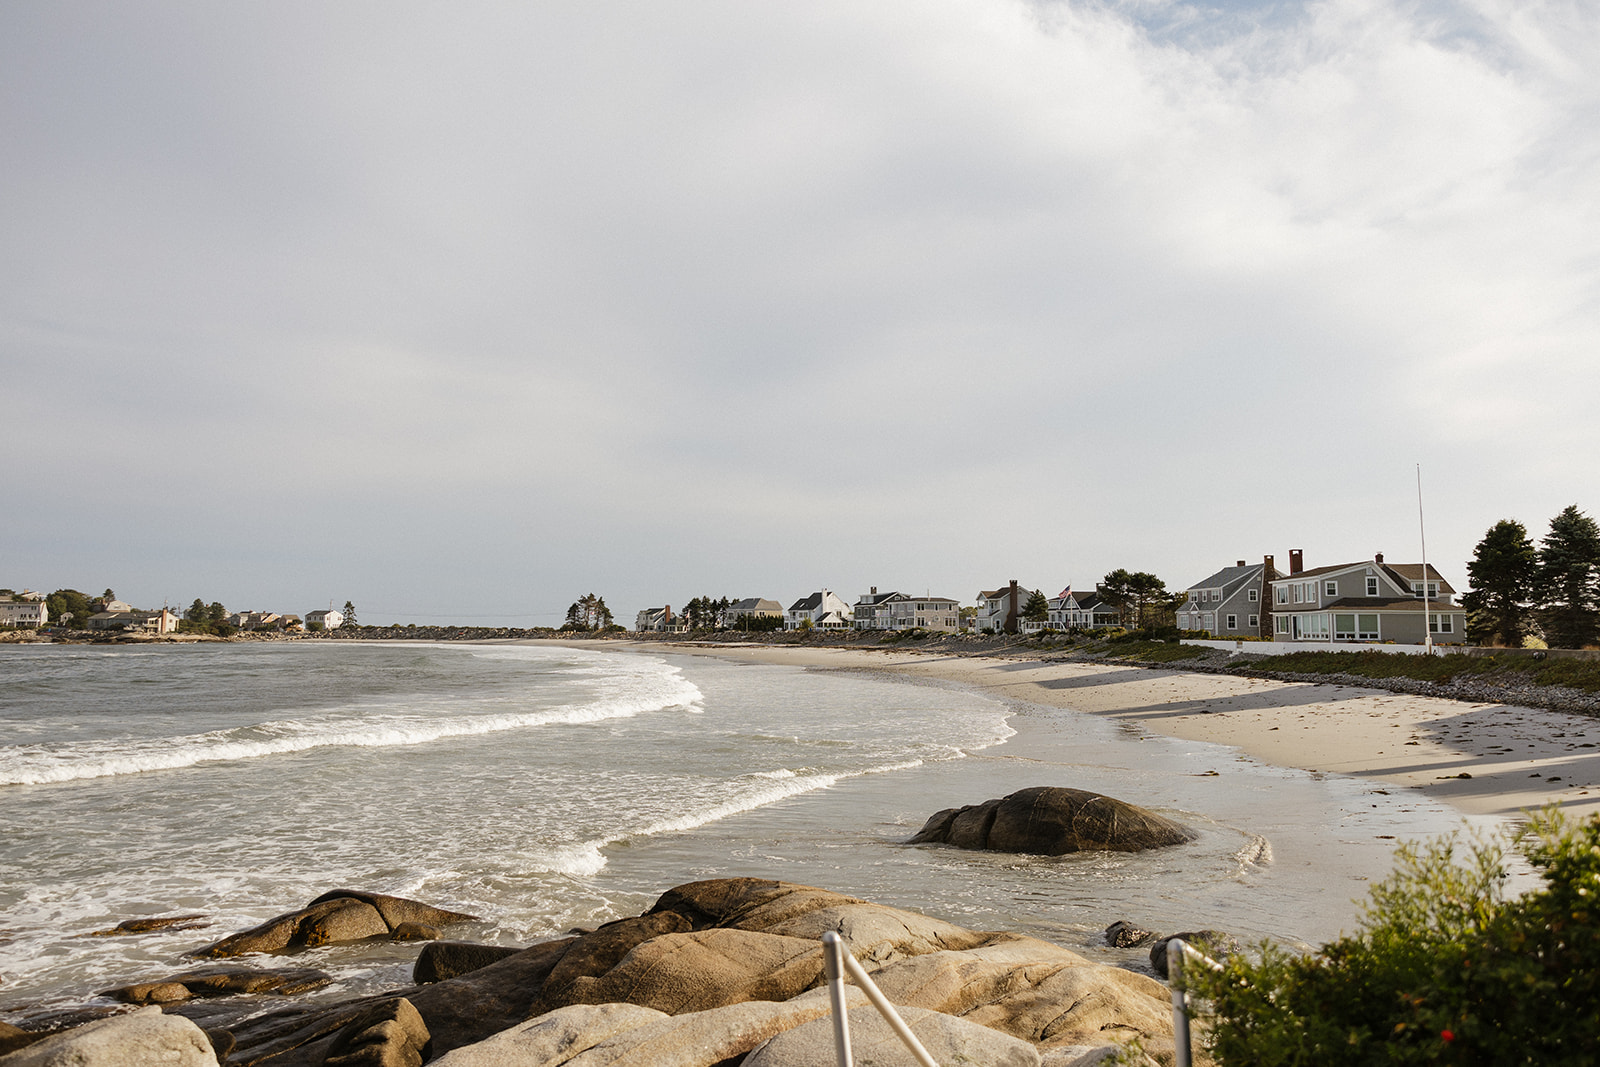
[1412,581,1439,599]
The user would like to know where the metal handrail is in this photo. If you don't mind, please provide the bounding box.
[822,931,940,1067]
[1167,938,1224,1067]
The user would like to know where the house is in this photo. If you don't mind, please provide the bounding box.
[883,596,961,632]
[1045,588,1120,631]
[306,609,344,631]
[852,588,902,630]
[229,611,283,631]
[1268,550,1466,645]
[87,607,180,634]
[971,581,1025,634]
[722,598,783,628]
[1177,557,1283,638]
[0,597,48,628]
[635,605,674,632]
[786,589,854,630]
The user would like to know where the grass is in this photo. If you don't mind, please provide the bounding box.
[1245,650,1600,694]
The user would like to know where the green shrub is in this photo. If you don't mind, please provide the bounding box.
[1186,809,1600,1065]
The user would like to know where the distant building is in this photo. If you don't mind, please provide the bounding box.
[87,608,180,634]
[882,596,960,632]
[722,598,782,628]
[851,588,902,630]
[0,598,48,628]
[1045,588,1119,631]
[229,611,284,631]
[971,581,1024,634]
[306,609,344,630]
[635,606,673,632]
[786,589,854,630]
[1176,557,1282,638]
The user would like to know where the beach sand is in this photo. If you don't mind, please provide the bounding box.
[621,642,1600,822]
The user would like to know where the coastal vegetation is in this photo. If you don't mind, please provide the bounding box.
[1184,808,1600,1065]
[1465,505,1600,650]
[1245,649,1600,695]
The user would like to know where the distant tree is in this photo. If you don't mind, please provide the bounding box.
[102,588,115,602]
[564,602,584,630]
[592,596,614,630]
[184,598,208,625]
[1023,589,1049,622]
[1536,505,1600,649]
[207,602,227,623]
[1463,519,1538,647]
[1100,570,1168,628]
[46,589,94,629]
[342,601,357,628]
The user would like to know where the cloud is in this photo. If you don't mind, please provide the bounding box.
[2,0,1597,620]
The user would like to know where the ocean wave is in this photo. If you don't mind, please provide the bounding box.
[0,674,702,787]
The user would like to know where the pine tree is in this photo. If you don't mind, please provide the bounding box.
[1463,519,1537,647]
[342,601,357,628]
[1023,589,1050,622]
[1536,505,1600,648]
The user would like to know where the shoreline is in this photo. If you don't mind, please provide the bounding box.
[600,640,1600,822]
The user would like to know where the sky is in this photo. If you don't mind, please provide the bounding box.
[3,0,1597,626]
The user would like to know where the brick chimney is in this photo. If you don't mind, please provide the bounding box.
[1374,552,1384,564]
[1005,579,1020,634]
[1236,560,1246,568]
[1289,549,1304,575]
[1261,555,1276,637]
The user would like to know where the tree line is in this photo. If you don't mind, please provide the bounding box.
[1464,504,1600,649]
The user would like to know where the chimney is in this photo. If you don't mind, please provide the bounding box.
[870,586,876,595]
[1374,552,1384,564]
[1236,560,1246,568]
[664,604,672,622]
[1261,555,1275,638]
[1289,549,1304,575]
[1264,554,1275,575]
[1006,579,1020,635]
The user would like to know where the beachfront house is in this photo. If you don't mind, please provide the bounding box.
[228,610,284,631]
[1045,588,1120,631]
[722,598,783,629]
[0,596,48,628]
[1268,550,1466,644]
[786,589,853,630]
[852,588,902,630]
[885,596,961,632]
[635,605,673,632]
[1177,557,1282,638]
[971,581,1024,634]
[86,607,180,634]
[306,608,344,631]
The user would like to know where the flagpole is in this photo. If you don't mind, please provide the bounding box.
[1418,464,1432,655]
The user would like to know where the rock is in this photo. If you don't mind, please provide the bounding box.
[100,966,333,1005]
[1105,921,1158,948]
[192,892,476,958]
[1040,1045,1125,1066]
[323,998,429,1067]
[908,787,1193,855]
[1149,931,1237,979]
[0,1006,218,1066]
[388,923,440,942]
[528,912,693,1014]
[548,929,825,1015]
[412,943,525,984]
[427,1003,668,1066]
[559,993,855,1067]
[90,915,209,937]
[745,1003,1041,1067]
[0,1021,48,1057]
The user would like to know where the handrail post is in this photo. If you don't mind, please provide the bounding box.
[822,932,854,1067]
[1169,939,1192,1067]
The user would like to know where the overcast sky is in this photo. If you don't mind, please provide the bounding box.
[4,0,1597,626]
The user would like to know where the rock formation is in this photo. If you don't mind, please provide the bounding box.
[908,787,1193,855]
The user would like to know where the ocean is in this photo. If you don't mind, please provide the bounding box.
[0,640,1480,1019]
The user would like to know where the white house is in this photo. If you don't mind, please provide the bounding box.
[635,606,673,632]
[786,589,854,630]
[971,581,1024,633]
[306,609,345,630]
[87,608,180,634]
[0,598,48,628]
[1045,588,1120,631]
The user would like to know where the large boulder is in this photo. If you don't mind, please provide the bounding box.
[192,892,478,958]
[0,1006,219,1067]
[100,966,332,1005]
[908,787,1193,855]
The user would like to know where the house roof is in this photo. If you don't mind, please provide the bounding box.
[1381,563,1456,593]
[729,598,780,611]
[1279,597,1464,613]
[854,590,902,606]
[1185,563,1264,592]
[789,593,823,612]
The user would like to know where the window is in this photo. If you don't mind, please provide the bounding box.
[1226,614,1237,630]
[1276,585,1288,605]
[1413,581,1440,599]
[1292,585,1302,604]
[1248,588,1259,602]
[1248,614,1259,629]
[1430,613,1453,634]
[1299,613,1330,639]
[1325,580,1338,597]
[1366,576,1379,597]
[1275,615,1291,634]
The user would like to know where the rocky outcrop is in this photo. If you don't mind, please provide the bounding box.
[187,879,1176,1066]
[191,892,478,958]
[412,942,524,984]
[100,966,332,1005]
[0,1006,219,1067]
[908,787,1194,855]
[1148,931,1238,979]
[90,915,209,937]
[745,1002,1042,1066]
[322,999,429,1067]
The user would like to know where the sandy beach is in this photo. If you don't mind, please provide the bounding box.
[627,641,1600,822]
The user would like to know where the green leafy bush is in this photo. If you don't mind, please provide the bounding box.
[1186,809,1600,1065]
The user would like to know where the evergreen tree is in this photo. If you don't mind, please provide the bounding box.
[564,602,584,629]
[1023,589,1049,622]
[1463,519,1537,647]
[342,601,357,628]
[1537,505,1600,648]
